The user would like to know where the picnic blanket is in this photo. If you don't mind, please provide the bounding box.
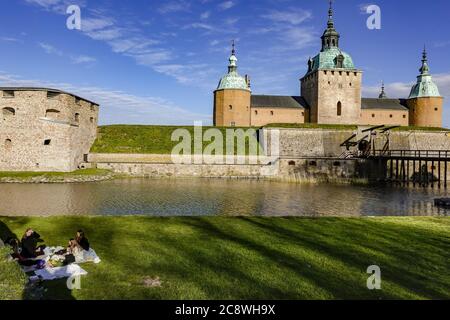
[34,264,88,281]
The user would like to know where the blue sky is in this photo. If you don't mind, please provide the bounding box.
[0,0,449,126]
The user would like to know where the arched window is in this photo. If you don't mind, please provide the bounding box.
[90,117,94,124]
[337,101,342,116]
[4,139,12,149]
[74,113,80,123]
[45,109,60,119]
[270,111,274,116]
[254,110,258,115]
[2,107,15,117]
[229,105,233,110]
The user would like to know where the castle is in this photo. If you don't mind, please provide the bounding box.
[0,88,99,172]
[213,3,444,128]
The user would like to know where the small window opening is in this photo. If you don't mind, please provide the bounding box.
[3,90,14,98]
[288,161,296,166]
[337,101,342,116]
[333,161,341,167]
[44,139,51,146]
[5,139,12,149]
[389,114,393,118]
[372,114,375,118]
[2,107,15,117]
[74,113,80,123]
[47,91,60,99]
[309,161,317,166]
[229,105,233,110]
[270,111,274,116]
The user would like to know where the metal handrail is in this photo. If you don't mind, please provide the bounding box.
[369,150,450,158]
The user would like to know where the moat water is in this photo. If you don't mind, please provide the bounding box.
[0,178,448,217]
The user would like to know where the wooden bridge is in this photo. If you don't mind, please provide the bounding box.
[366,150,450,188]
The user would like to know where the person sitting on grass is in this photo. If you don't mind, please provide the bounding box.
[76,230,90,251]
[21,228,45,259]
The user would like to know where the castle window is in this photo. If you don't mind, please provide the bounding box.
[301,112,304,116]
[230,122,235,127]
[389,114,393,118]
[47,91,60,99]
[45,109,60,119]
[254,110,258,115]
[229,105,233,110]
[331,71,335,75]
[337,101,342,116]
[309,161,317,166]
[324,71,327,75]
[90,117,94,123]
[403,115,406,118]
[44,139,51,146]
[288,161,296,166]
[349,83,352,87]
[74,113,80,123]
[333,161,341,167]
[328,81,331,85]
[3,90,14,98]
[354,72,357,76]
[435,107,438,111]
[4,139,12,149]
[372,114,375,118]
[346,72,350,76]
[339,71,342,76]
[2,107,15,117]
[75,97,82,105]
[270,111,274,116]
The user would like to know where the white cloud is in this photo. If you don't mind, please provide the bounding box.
[218,1,236,11]
[262,9,312,25]
[200,11,211,20]
[158,1,190,14]
[38,42,63,56]
[71,55,96,64]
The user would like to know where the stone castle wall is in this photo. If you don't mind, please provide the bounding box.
[0,89,98,172]
[301,69,362,125]
[360,109,409,126]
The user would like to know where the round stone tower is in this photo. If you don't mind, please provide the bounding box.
[213,42,251,127]
[407,48,443,127]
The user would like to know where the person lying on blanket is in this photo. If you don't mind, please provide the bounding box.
[21,228,46,259]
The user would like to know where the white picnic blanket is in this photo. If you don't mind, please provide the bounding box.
[34,264,87,281]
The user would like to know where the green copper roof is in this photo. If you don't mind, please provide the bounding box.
[217,44,250,91]
[306,48,356,74]
[304,3,356,76]
[408,49,441,99]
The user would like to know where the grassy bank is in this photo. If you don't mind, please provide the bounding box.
[0,169,113,183]
[0,216,449,300]
[91,125,263,154]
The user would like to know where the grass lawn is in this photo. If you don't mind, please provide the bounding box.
[0,169,111,179]
[0,216,449,300]
[91,125,263,155]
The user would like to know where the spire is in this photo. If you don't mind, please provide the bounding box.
[408,47,441,99]
[327,0,334,28]
[321,0,340,51]
[228,39,238,73]
[419,45,430,75]
[379,81,387,99]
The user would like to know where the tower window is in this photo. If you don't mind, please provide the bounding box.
[270,111,274,116]
[90,117,94,123]
[74,113,80,123]
[254,110,258,115]
[403,115,406,118]
[45,109,60,119]
[288,161,296,166]
[349,83,352,86]
[301,112,304,116]
[3,90,14,98]
[2,107,15,117]
[435,107,438,111]
[389,114,393,118]
[4,139,12,149]
[44,139,51,146]
[372,114,375,118]
[47,91,60,99]
[337,101,342,116]
[229,105,233,110]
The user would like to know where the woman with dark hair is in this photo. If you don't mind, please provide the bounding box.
[76,230,90,251]
[21,228,45,258]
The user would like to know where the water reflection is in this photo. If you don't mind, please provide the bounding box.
[0,178,448,217]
